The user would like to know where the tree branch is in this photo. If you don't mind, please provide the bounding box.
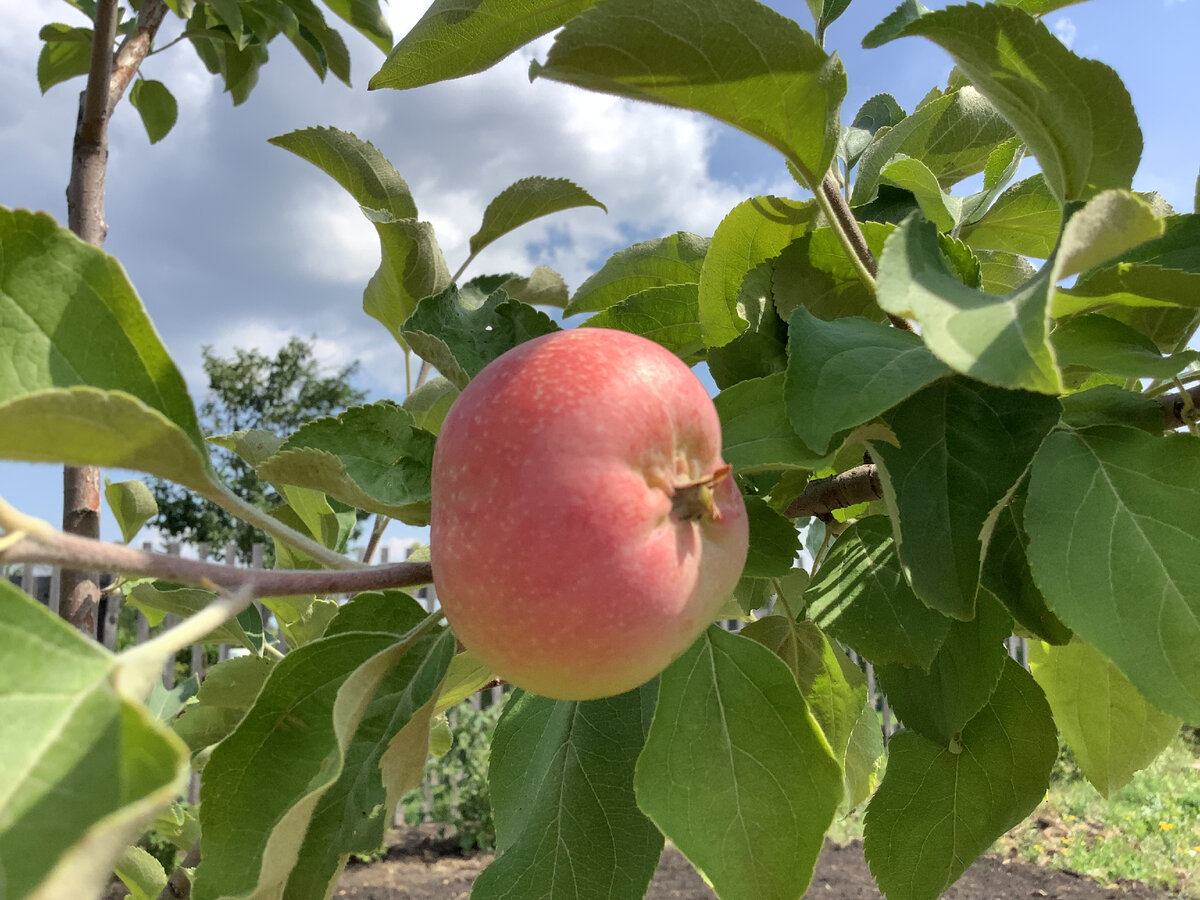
[61,0,122,631]
[785,464,882,520]
[818,172,915,333]
[107,0,170,118]
[1158,382,1200,431]
[2,530,432,598]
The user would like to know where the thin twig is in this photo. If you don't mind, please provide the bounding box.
[817,172,916,333]
[361,513,390,564]
[2,531,432,598]
[1158,383,1200,431]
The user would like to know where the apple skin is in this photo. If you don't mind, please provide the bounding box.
[430,327,749,701]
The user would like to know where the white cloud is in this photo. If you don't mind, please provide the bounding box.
[1052,16,1077,48]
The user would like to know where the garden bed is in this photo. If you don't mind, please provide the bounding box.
[330,827,1174,900]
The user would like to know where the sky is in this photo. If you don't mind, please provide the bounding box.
[1,0,1197,560]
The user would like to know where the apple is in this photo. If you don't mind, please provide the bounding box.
[430,327,749,700]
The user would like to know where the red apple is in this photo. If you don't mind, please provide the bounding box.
[430,327,749,700]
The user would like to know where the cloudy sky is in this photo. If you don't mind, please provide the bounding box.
[1,0,1197,557]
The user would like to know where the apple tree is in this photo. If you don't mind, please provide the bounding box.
[2,1,1199,899]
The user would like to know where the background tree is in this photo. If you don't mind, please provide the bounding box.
[149,337,367,562]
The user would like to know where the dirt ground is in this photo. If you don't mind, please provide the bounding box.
[331,827,1175,900]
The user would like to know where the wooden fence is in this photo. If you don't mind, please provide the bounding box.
[7,546,1028,830]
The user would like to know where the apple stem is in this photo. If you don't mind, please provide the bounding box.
[670,465,732,523]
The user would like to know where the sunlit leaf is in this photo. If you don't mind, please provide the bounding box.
[1025,426,1200,720]
[532,0,846,188]
[863,660,1057,900]
[634,626,843,900]
[370,0,594,90]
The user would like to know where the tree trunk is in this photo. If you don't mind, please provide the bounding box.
[59,0,120,634]
[58,0,170,633]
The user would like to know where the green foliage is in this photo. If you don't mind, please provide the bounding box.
[401,699,505,852]
[7,1,1200,898]
[149,338,367,561]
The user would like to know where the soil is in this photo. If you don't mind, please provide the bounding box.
[330,827,1175,900]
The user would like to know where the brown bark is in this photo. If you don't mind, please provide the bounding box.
[59,0,171,632]
[785,464,883,520]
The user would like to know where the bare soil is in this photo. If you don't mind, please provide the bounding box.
[330,827,1175,900]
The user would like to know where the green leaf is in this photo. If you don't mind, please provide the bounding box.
[715,373,829,473]
[701,196,817,346]
[982,497,1072,645]
[402,376,459,435]
[255,401,436,525]
[433,651,493,713]
[1052,314,1199,381]
[497,266,569,307]
[114,845,169,900]
[706,261,789,390]
[784,308,949,456]
[806,0,854,36]
[991,0,1092,15]
[959,136,1025,226]
[1025,426,1200,721]
[839,93,906,171]
[269,129,449,345]
[0,583,189,900]
[865,2,1141,204]
[1057,384,1163,434]
[876,593,1013,745]
[876,214,1062,393]
[740,616,868,768]
[960,174,1061,258]
[287,595,455,898]
[806,517,951,669]
[843,702,885,811]
[566,232,709,316]
[0,207,208,467]
[531,0,847,188]
[869,376,1062,618]
[1055,190,1165,280]
[1028,639,1182,797]
[582,283,703,360]
[37,23,92,93]
[468,176,605,258]
[634,626,843,900]
[742,495,800,578]
[0,387,214,492]
[128,79,178,143]
[318,0,392,52]
[127,583,262,652]
[975,250,1036,293]
[370,0,594,90]
[193,625,439,900]
[772,222,893,324]
[172,655,274,752]
[208,428,285,467]
[269,127,418,220]
[401,286,560,389]
[365,218,452,346]
[1054,215,1200,350]
[863,659,1057,900]
[880,156,962,231]
[851,87,1015,206]
[474,684,663,900]
[104,478,158,544]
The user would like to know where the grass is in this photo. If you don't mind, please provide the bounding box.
[825,732,1200,897]
[997,735,1200,897]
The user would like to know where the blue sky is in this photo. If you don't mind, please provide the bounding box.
[0,0,1197,558]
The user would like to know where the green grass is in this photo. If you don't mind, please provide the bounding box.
[825,732,1200,896]
[998,736,1200,896]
